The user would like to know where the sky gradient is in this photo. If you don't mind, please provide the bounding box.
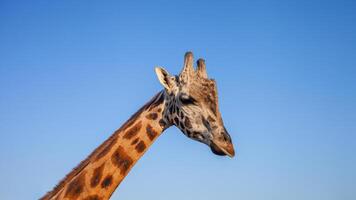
[0,0,355,199]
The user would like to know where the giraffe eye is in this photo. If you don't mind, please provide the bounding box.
[180,95,196,105]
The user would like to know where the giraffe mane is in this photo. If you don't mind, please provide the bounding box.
[41,91,165,200]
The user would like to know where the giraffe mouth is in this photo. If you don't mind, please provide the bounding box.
[210,140,235,158]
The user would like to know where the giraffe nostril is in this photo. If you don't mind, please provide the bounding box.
[221,128,232,142]
[221,133,228,142]
[219,133,229,142]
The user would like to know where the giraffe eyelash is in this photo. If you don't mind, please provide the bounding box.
[179,96,197,105]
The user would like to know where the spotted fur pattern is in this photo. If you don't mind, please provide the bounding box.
[40,52,234,200]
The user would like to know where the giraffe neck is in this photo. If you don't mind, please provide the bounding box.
[41,91,170,200]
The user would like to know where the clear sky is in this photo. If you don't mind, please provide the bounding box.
[0,0,355,199]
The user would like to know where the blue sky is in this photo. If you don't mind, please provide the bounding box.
[0,0,355,199]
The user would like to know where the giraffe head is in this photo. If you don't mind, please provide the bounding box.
[155,52,235,157]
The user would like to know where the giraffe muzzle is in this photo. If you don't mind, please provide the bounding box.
[210,141,235,158]
[210,129,235,158]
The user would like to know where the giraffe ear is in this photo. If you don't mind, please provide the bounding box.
[155,67,173,91]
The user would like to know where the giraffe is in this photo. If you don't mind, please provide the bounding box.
[41,52,235,200]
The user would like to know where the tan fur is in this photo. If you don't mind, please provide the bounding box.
[41,91,165,200]
[42,52,235,200]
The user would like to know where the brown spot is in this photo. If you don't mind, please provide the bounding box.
[146,124,158,141]
[111,146,133,175]
[186,130,192,137]
[90,163,104,188]
[193,131,201,138]
[84,195,101,200]
[184,117,192,129]
[179,110,184,118]
[146,113,158,120]
[64,172,86,199]
[131,138,139,145]
[101,175,113,188]
[169,117,174,124]
[135,140,146,153]
[157,108,162,112]
[159,119,167,128]
[179,121,185,129]
[169,105,173,115]
[174,117,179,125]
[172,106,176,113]
[123,121,142,140]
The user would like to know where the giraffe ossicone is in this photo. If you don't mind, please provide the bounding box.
[41,52,235,200]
